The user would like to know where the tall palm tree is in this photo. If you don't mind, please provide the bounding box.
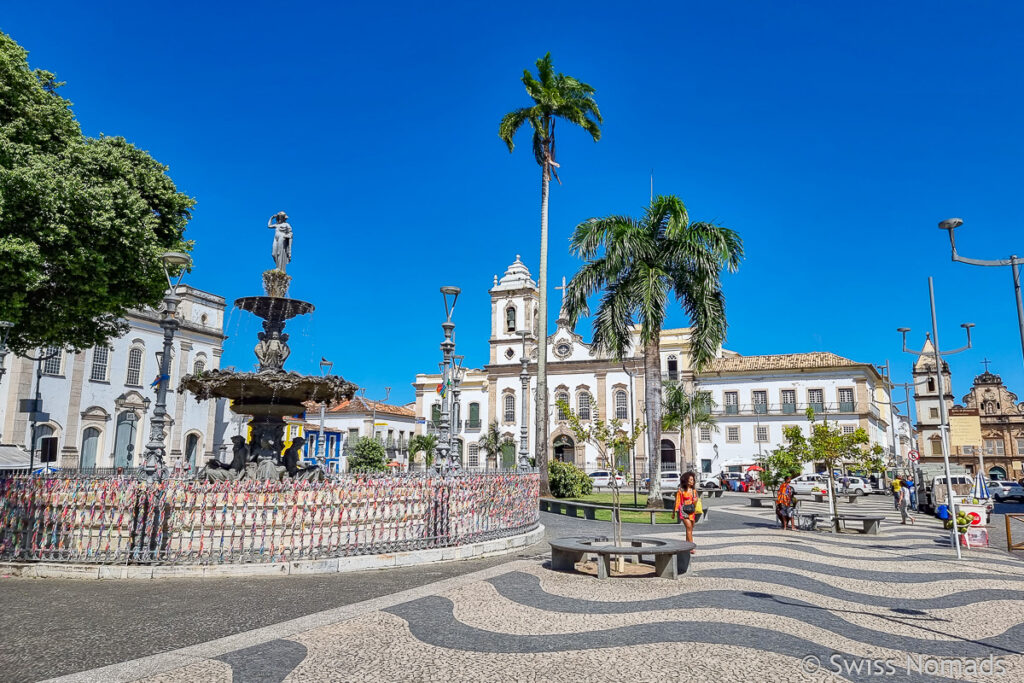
[564,195,742,506]
[499,53,601,495]
[662,384,718,474]
[478,420,514,469]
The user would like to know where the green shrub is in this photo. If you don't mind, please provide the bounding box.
[548,460,593,498]
[348,437,388,472]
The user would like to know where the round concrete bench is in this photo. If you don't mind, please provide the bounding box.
[748,496,775,508]
[549,536,695,579]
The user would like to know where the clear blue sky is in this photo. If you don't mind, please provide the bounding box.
[4,1,1024,408]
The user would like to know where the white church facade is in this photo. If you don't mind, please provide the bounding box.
[412,256,897,477]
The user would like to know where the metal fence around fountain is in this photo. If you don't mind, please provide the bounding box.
[0,470,539,565]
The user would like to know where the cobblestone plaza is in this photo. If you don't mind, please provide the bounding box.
[4,495,1022,682]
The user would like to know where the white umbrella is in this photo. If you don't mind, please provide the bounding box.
[971,474,990,501]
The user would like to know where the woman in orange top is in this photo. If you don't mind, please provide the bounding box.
[674,471,699,553]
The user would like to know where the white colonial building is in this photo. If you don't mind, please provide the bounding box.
[0,286,229,470]
[412,256,896,477]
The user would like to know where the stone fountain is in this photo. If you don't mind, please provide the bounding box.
[181,212,356,481]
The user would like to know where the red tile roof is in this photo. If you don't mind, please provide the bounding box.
[322,397,416,417]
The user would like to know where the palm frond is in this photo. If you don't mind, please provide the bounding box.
[564,258,610,326]
[590,278,637,359]
[633,263,669,345]
[498,107,537,152]
[569,215,636,260]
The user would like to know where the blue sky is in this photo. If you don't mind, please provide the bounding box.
[4,1,1024,408]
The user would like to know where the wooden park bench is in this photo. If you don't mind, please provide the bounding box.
[835,514,885,535]
[549,536,695,579]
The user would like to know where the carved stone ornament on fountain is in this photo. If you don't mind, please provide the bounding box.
[179,211,357,482]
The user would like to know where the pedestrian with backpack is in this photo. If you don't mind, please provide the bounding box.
[776,475,797,531]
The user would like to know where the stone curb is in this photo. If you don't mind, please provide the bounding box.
[0,524,544,580]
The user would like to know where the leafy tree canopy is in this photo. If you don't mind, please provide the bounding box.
[408,433,438,466]
[0,32,194,352]
[348,437,388,472]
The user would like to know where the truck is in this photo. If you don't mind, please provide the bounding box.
[913,463,972,515]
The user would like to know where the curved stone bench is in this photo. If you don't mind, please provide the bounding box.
[549,536,695,579]
[835,514,885,535]
[748,496,775,508]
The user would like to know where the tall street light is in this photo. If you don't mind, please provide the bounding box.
[437,286,460,473]
[0,321,13,386]
[141,251,191,481]
[898,277,973,559]
[939,217,1024,367]
[317,357,333,468]
[450,356,464,470]
[518,331,533,470]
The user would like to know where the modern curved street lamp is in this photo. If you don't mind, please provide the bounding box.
[939,218,1024,367]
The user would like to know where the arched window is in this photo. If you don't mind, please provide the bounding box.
[615,390,628,420]
[80,427,101,469]
[431,403,441,425]
[506,306,517,333]
[555,392,569,420]
[667,354,678,380]
[112,412,138,468]
[126,347,144,386]
[34,425,54,453]
[192,358,206,375]
[984,402,996,415]
[90,347,109,382]
[577,393,591,420]
[504,394,515,422]
[185,433,200,466]
[927,377,936,392]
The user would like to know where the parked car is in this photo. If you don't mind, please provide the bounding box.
[989,480,1024,503]
[838,476,869,496]
[791,474,827,495]
[588,470,625,487]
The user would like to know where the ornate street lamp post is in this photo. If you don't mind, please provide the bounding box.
[141,251,191,481]
[436,286,460,473]
[450,355,464,471]
[898,277,974,559]
[317,357,333,469]
[518,331,532,470]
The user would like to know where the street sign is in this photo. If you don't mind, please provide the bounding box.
[19,399,41,413]
[908,449,920,463]
[29,412,49,423]
[39,437,58,463]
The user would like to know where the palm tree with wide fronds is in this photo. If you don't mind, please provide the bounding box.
[663,383,718,474]
[478,420,514,469]
[408,434,438,469]
[564,195,742,506]
[499,52,601,495]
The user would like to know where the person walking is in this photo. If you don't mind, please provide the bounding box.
[891,477,902,511]
[898,484,915,525]
[775,475,797,531]
[674,471,700,553]
[904,475,917,512]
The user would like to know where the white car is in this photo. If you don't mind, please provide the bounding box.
[588,470,625,487]
[838,476,869,496]
[990,480,1024,503]
[791,474,827,495]
[659,471,681,490]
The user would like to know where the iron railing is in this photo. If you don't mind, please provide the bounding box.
[0,471,539,565]
[712,402,863,417]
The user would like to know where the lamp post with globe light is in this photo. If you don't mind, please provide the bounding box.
[141,251,191,481]
[436,286,460,473]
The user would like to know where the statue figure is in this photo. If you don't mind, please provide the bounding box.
[268,212,293,272]
[282,437,305,475]
[229,435,249,472]
[254,329,290,371]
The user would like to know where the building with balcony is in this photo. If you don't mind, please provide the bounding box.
[311,397,416,470]
[0,286,230,470]
[695,353,894,475]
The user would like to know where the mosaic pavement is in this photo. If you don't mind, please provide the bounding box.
[48,498,1024,683]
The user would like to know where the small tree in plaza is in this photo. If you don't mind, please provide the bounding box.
[778,408,885,531]
[555,396,645,474]
[757,447,804,496]
[348,437,388,472]
[478,421,514,469]
[408,434,437,468]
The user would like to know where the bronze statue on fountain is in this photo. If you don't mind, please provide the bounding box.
[180,212,356,482]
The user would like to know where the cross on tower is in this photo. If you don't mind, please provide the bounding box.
[555,276,567,303]
[981,357,993,372]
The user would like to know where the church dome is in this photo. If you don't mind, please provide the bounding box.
[491,255,537,291]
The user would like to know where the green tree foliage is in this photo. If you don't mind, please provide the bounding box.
[477,421,513,468]
[556,395,643,473]
[0,32,194,352]
[563,195,742,506]
[662,385,717,471]
[758,448,804,494]
[547,460,594,499]
[499,52,601,497]
[408,434,437,467]
[348,437,388,472]
[775,408,885,529]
